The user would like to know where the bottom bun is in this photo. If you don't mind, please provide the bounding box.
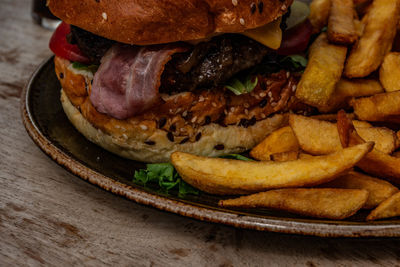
[61,89,287,162]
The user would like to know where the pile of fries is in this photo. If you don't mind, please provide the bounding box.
[170,0,400,221]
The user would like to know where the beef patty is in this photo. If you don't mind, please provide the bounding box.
[69,26,274,94]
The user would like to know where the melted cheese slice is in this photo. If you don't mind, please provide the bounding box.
[242,18,282,50]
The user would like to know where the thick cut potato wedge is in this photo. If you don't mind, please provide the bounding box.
[344,0,400,78]
[328,0,358,45]
[219,188,368,220]
[309,0,331,33]
[296,33,347,108]
[319,79,384,113]
[367,192,400,220]
[290,114,397,154]
[270,151,299,162]
[380,53,400,92]
[352,91,400,123]
[171,143,373,195]
[250,126,299,161]
[337,110,400,184]
[322,171,398,209]
[311,113,356,121]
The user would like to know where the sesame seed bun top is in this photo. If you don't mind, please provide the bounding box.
[48,0,292,45]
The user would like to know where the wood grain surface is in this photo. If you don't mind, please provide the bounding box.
[1,0,400,266]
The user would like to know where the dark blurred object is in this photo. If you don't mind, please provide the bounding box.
[31,0,60,30]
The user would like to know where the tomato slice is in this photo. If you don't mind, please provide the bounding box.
[49,22,90,63]
[277,20,313,55]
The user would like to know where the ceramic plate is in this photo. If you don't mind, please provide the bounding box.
[21,56,400,237]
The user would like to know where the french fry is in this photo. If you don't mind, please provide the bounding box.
[171,143,373,195]
[351,91,400,123]
[379,52,400,92]
[270,151,299,162]
[311,113,356,121]
[328,0,358,45]
[322,171,398,209]
[309,0,331,33]
[219,188,368,220]
[367,192,400,220]
[337,110,400,184]
[250,126,299,161]
[296,33,347,108]
[289,114,397,154]
[318,79,384,113]
[344,0,400,78]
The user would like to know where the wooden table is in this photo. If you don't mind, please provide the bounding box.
[1,0,400,265]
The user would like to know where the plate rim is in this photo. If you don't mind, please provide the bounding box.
[20,56,400,238]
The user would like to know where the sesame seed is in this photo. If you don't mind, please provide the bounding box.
[140,124,148,131]
[115,125,121,129]
[286,71,290,78]
[244,109,249,115]
[199,96,205,102]
[230,107,235,112]
[180,128,186,132]
[244,103,250,108]
[266,80,272,86]
[259,92,266,98]
[169,109,173,114]
[102,12,108,20]
[240,18,245,25]
[224,109,228,115]
[232,0,238,6]
[212,102,217,107]
[271,102,277,107]
[175,108,182,114]
[261,113,266,119]
[292,84,297,92]
[281,4,287,10]
[267,91,272,97]
[182,110,188,117]
[255,95,260,100]
[250,3,257,14]
[122,134,128,139]
[191,116,198,123]
[270,97,274,102]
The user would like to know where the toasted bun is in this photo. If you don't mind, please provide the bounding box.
[55,57,288,162]
[48,0,292,45]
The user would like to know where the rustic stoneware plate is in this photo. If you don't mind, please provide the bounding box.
[21,56,400,237]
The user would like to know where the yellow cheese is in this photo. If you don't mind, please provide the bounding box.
[242,18,282,50]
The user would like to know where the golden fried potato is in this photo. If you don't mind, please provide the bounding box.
[219,188,368,220]
[328,0,358,45]
[337,110,400,184]
[250,126,299,161]
[344,0,400,78]
[296,33,347,108]
[367,192,400,220]
[380,52,400,92]
[170,143,373,195]
[270,151,299,162]
[289,114,397,154]
[311,113,356,121]
[352,91,400,123]
[318,79,384,113]
[290,114,342,154]
[309,0,331,33]
[322,171,398,209]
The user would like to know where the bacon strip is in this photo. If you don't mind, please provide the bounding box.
[90,44,186,119]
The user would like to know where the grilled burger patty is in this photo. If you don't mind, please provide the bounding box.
[69,26,278,94]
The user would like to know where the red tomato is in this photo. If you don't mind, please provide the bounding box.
[277,20,313,55]
[49,22,90,63]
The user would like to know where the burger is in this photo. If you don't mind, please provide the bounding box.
[47,0,313,162]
